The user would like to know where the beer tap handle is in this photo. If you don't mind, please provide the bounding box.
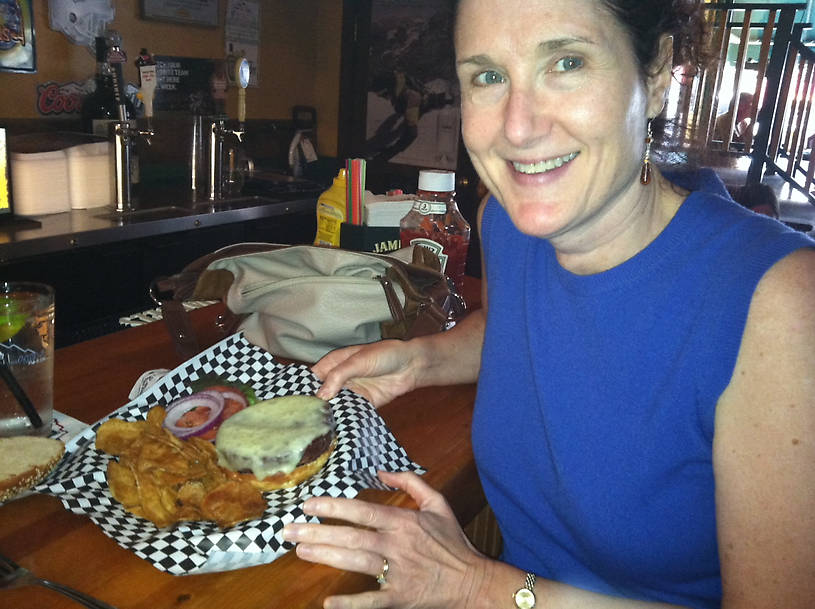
[235,57,250,130]
[135,49,158,145]
[107,43,129,123]
[139,66,157,123]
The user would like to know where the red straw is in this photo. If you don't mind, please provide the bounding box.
[345,158,367,225]
[346,159,353,223]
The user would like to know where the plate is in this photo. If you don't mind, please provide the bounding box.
[36,333,423,575]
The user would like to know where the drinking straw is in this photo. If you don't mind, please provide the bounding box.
[0,362,43,428]
[353,159,361,224]
[341,158,368,226]
[346,158,353,223]
[359,159,366,224]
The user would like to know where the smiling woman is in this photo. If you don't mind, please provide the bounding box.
[454,0,684,266]
[291,2,815,609]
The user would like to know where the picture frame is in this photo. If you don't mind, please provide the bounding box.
[363,0,460,170]
[340,0,460,173]
[141,0,220,28]
[339,0,482,277]
[0,0,36,73]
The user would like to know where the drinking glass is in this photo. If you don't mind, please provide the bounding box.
[0,282,55,437]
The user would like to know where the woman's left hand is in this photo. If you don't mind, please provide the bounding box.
[282,470,490,609]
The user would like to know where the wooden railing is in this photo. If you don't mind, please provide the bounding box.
[666,2,815,204]
[754,25,815,199]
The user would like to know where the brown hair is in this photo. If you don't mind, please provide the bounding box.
[599,0,710,80]
[454,0,712,152]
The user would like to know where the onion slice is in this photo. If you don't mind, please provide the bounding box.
[163,392,225,439]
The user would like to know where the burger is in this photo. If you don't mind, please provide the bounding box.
[214,395,336,491]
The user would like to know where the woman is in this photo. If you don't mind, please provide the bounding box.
[282,1,815,607]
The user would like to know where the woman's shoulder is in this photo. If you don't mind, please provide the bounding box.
[749,246,815,318]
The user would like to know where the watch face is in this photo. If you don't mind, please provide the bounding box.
[513,587,536,609]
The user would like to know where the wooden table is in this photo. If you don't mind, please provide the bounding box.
[0,279,484,609]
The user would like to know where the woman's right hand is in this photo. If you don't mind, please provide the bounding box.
[312,339,424,408]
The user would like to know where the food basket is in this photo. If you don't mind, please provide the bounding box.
[35,333,423,575]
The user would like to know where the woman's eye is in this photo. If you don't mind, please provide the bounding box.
[553,56,583,72]
[473,70,505,86]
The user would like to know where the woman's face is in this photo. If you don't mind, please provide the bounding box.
[455,0,669,244]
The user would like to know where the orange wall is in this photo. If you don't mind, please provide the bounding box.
[0,0,343,156]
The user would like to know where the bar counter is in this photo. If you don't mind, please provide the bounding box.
[0,193,321,347]
[0,278,485,609]
[0,194,317,263]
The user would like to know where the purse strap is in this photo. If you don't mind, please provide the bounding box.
[378,248,466,340]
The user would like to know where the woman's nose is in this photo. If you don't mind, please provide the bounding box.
[503,85,550,147]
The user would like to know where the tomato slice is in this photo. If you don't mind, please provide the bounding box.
[195,386,249,441]
[176,406,212,428]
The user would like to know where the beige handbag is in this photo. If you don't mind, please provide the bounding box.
[151,244,465,363]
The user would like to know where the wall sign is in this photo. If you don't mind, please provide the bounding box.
[225,0,259,87]
[0,0,36,73]
[153,56,221,115]
[36,81,85,116]
[141,0,219,27]
[47,0,114,48]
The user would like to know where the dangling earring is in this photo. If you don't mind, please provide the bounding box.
[640,118,653,185]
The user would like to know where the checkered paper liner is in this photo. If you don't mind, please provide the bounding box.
[34,333,424,575]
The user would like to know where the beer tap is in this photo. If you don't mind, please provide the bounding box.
[108,40,154,212]
[208,56,250,201]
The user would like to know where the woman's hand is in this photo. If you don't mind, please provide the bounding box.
[312,340,424,408]
[312,308,487,409]
[282,470,490,609]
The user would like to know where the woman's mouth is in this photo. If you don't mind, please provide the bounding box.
[512,151,579,175]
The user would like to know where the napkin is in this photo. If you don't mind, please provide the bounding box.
[363,193,414,227]
[51,411,90,446]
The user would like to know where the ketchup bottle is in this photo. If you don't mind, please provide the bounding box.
[400,169,470,293]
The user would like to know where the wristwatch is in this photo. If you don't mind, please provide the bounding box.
[513,572,536,609]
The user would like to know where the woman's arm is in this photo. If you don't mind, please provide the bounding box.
[713,247,815,608]
[312,308,486,407]
[312,196,491,407]
[283,471,690,609]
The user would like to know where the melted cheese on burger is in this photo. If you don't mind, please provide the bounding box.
[215,395,332,480]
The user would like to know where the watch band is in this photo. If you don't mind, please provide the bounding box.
[512,572,536,609]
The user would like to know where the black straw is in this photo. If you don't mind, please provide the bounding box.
[0,362,43,428]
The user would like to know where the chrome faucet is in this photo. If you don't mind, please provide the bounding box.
[207,119,244,201]
[112,120,155,212]
[108,37,155,213]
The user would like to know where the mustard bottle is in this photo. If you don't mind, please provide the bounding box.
[314,168,347,247]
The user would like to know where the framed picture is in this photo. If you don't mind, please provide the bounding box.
[0,0,36,73]
[141,0,219,27]
[339,0,482,276]
[363,0,459,170]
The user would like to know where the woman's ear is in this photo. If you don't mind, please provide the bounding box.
[646,35,675,117]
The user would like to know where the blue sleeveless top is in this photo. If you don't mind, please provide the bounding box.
[472,169,814,609]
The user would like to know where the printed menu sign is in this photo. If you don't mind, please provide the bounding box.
[153,56,223,115]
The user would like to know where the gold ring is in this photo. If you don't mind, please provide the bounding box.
[376,557,389,585]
